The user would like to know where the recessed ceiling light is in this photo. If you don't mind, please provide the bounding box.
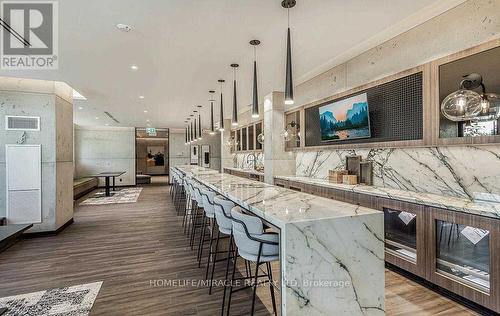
[131,65,138,70]
[95,117,99,120]
[139,96,145,99]
[78,106,83,110]
[146,119,150,122]
[143,110,148,113]
[105,123,110,126]
[116,23,132,32]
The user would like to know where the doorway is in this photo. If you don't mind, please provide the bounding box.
[135,128,169,185]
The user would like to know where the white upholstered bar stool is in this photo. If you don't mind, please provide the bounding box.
[190,181,208,249]
[226,206,279,316]
[198,187,217,267]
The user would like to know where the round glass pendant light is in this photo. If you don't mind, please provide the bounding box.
[441,89,482,122]
[257,133,264,145]
[281,121,299,141]
[472,92,500,122]
[440,73,489,122]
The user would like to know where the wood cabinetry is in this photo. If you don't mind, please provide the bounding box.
[426,207,500,312]
[273,177,500,313]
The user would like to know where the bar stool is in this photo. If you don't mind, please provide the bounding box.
[184,178,197,237]
[212,195,237,314]
[190,181,207,249]
[226,206,279,316]
[198,187,217,267]
[182,177,192,230]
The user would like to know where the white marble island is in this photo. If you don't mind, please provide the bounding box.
[176,165,385,315]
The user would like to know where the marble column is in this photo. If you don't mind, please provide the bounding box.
[0,77,74,233]
[263,91,295,184]
[220,118,233,171]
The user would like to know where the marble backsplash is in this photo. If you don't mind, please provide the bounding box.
[233,152,264,169]
[296,146,500,199]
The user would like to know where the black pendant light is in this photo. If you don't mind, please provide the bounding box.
[190,118,193,143]
[209,90,215,134]
[250,40,261,118]
[231,63,239,126]
[198,106,202,140]
[283,0,296,105]
[218,79,225,131]
[193,116,197,142]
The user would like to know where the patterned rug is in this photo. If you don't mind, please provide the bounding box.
[80,188,142,205]
[0,282,102,316]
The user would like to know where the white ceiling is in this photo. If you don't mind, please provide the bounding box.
[0,0,465,128]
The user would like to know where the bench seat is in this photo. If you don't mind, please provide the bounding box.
[74,177,99,199]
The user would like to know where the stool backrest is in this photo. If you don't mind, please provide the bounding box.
[193,183,204,207]
[200,188,216,216]
[213,195,234,232]
[231,206,266,256]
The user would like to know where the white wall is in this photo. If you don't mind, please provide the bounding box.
[74,125,136,186]
[169,129,221,171]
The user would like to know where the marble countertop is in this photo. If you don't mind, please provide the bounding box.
[223,167,265,177]
[176,166,380,228]
[275,175,500,220]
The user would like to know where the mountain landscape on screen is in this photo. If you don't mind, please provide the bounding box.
[319,93,371,142]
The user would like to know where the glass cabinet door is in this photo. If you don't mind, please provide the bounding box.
[428,207,499,313]
[248,125,254,150]
[379,199,426,277]
[242,127,247,151]
[436,220,490,292]
[384,208,417,263]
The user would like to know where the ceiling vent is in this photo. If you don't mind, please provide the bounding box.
[5,116,40,131]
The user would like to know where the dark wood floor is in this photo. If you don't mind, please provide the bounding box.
[0,185,478,315]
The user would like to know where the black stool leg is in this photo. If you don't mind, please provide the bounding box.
[205,220,215,278]
[267,262,277,316]
[250,245,263,316]
[197,215,207,265]
[226,249,239,316]
[208,230,220,295]
[221,233,233,316]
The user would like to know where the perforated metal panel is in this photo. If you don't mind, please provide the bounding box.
[305,72,423,146]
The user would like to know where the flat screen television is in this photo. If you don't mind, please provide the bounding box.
[319,92,371,142]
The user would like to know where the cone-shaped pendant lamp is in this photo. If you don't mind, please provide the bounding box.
[198,112,202,140]
[193,117,197,142]
[209,90,215,134]
[190,119,193,143]
[282,0,296,105]
[231,64,239,126]
[250,40,261,118]
[218,80,225,131]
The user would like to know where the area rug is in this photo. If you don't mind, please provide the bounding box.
[0,281,102,316]
[80,188,142,205]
